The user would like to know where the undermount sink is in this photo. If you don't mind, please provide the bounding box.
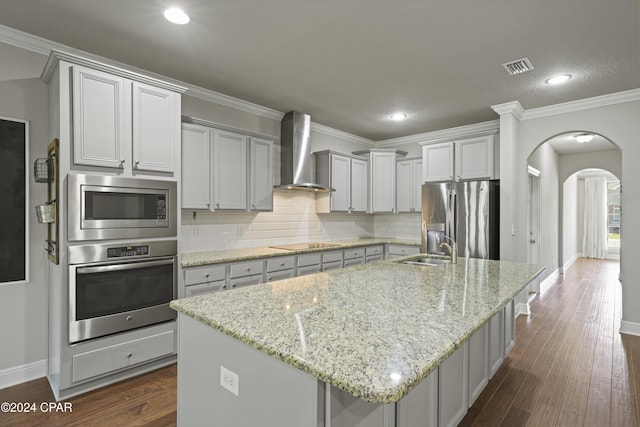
[399,255,451,267]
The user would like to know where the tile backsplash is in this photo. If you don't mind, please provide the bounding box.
[181,190,423,252]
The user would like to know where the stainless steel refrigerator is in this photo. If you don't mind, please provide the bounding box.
[421,180,499,259]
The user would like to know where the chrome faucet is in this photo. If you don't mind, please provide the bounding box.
[439,235,458,264]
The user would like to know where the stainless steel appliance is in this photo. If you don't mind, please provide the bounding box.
[68,174,177,241]
[68,240,177,343]
[421,180,499,259]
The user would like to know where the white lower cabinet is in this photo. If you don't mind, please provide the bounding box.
[385,244,421,260]
[266,255,295,282]
[184,264,227,297]
[229,260,264,289]
[467,323,489,407]
[185,280,227,297]
[488,307,505,378]
[396,368,438,427]
[439,342,469,427]
[504,299,516,356]
[365,245,384,263]
[329,386,396,427]
[343,248,365,267]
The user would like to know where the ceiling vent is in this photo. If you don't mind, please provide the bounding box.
[502,57,534,75]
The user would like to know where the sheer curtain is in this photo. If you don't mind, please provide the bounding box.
[582,177,608,259]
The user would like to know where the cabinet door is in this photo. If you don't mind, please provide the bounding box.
[248,137,273,211]
[455,136,494,180]
[396,159,413,213]
[438,342,469,427]
[467,324,489,406]
[412,159,423,212]
[330,155,351,212]
[211,130,247,210]
[132,82,178,173]
[350,158,368,212]
[181,124,211,209]
[504,299,516,356]
[423,142,454,182]
[72,65,128,169]
[370,152,396,213]
[488,308,504,378]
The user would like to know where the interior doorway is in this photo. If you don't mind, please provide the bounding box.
[527,166,541,293]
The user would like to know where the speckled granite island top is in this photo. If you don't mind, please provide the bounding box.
[170,257,545,404]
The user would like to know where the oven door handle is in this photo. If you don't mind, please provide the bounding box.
[76,257,175,275]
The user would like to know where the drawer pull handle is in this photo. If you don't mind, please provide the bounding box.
[126,315,133,322]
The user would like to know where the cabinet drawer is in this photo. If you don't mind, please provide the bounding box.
[343,257,365,267]
[266,256,295,272]
[185,280,227,297]
[343,248,365,260]
[297,253,322,267]
[229,260,264,278]
[365,245,383,256]
[229,274,263,289]
[72,330,175,383]
[322,250,343,263]
[184,265,226,286]
[266,269,295,283]
[322,260,343,271]
[297,264,322,276]
[365,254,383,263]
[386,244,420,257]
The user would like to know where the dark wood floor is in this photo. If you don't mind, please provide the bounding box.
[462,258,640,427]
[0,258,638,426]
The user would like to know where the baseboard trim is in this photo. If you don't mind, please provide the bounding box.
[0,359,47,390]
[539,268,560,294]
[620,320,640,337]
[560,254,579,274]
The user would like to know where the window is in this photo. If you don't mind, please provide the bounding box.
[607,181,620,251]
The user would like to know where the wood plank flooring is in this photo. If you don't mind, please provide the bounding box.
[462,258,640,427]
[0,258,638,427]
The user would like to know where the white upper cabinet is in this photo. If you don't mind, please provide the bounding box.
[211,129,247,210]
[181,123,211,210]
[423,134,497,182]
[71,65,180,174]
[314,151,368,213]
[248,137,273,211]
[132,82,178,173]
[181,123,274,212]
[72,65,128,169]
[369,150,397,213]
[455,135,495,180]
[422,142,454,182]
[396,157,423,213]
[350,157,368,212]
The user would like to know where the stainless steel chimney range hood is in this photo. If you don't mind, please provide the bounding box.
[274,111,334,193]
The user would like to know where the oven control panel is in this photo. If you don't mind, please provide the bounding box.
[107,245,150,258]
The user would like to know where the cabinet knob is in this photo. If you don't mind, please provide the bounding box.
[251,204,256,209]
[119,159,125,168]
[204,273,210,278]
[127,353,133,358]
[134,160,140,168]
[246,267,251,272]
[215,203,220,209]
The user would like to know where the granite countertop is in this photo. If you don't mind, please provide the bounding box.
[170,256,545,404]
[181,238,421,267]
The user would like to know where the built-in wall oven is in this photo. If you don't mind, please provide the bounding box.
[67,174,177,241]
[68,240,177,343]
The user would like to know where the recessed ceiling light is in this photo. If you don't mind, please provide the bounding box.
[164,7,190,24]
[574,133,594,143]
[390,112,407,121]
[545,74,572,85]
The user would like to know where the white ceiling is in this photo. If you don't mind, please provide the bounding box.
[0,0,638,141]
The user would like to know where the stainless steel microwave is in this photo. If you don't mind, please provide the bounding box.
[68,174,177,241]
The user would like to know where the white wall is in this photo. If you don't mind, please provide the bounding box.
[527,143,560,277]
[562,174,579,269]
[0,78,49,374]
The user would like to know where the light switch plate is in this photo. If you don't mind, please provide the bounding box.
[220,366,239,396]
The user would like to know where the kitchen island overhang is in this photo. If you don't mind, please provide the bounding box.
[171,257,545,426]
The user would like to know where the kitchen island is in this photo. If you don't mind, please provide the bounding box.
[170,256,545,427]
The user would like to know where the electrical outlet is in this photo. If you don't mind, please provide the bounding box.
[220,366,239,396]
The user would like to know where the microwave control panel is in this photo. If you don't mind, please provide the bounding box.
[157,197,167,219]
[107,245,150,258]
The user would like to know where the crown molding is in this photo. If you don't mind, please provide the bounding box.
[491,101,524,119]
[0,24,58,55]
[377,120,499,147]
[185,86,284,121]
[310,122,374,148]
[521,88,640,120]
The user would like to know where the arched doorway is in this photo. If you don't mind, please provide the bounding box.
[526,131,621,290]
